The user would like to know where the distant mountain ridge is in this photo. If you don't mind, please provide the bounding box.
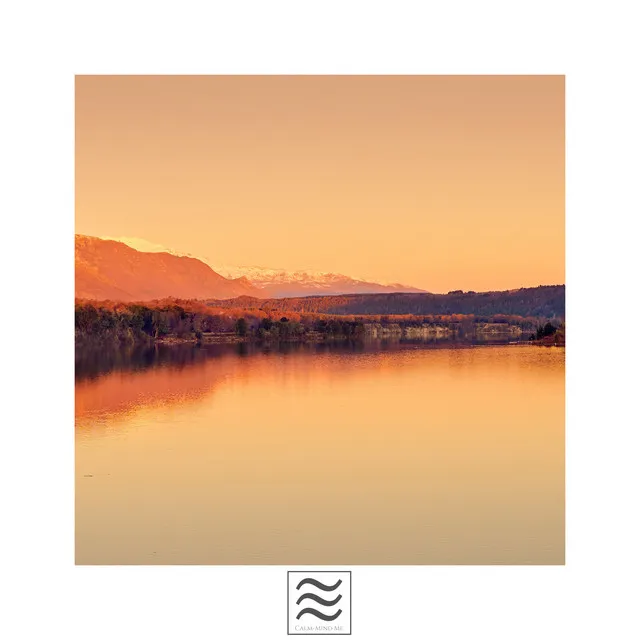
[75,235,260,301]
[213,264,426,297]
[207,285,566,318]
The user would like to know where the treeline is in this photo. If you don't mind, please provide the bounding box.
[75,301,367,344]
[75,299,560,345]
[76,302,199,343]
[236,316,366,340]
[208,285,565,318]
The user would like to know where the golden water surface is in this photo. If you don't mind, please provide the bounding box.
[75,343,564,564]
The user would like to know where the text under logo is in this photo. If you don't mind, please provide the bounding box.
[287,571,351,635]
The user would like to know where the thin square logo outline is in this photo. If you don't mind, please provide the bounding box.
[287,570,352,636]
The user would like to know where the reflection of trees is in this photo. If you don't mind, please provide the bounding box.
[78,336,530,386]
[75,343,216,381]
[76,340,376,383]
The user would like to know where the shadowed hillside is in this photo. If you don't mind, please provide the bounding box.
[207,285,565,318]
[75,235,260,301]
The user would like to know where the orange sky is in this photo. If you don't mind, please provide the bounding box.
[75,76,564,292]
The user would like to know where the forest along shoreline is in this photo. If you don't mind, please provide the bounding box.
[75,297,566,348]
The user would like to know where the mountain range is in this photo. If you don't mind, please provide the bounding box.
[75,235,425,301]
[212,264,425,297]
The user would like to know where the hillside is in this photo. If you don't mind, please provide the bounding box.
[207,285,565,318]
[75,235,260,301]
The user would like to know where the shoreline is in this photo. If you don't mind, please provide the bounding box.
[528,335,565,347]
[78,333,564,349]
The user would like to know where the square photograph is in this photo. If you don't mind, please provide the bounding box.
[75,75,565,565]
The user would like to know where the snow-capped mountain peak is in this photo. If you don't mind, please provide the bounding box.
[212,264,425,297]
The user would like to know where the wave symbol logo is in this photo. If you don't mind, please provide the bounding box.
[287,571,351,635]
[296,577,343,621]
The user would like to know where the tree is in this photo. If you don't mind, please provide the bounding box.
[535,322,557,339]
[235,317,248,336]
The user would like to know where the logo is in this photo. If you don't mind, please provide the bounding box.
[287,571,351,635]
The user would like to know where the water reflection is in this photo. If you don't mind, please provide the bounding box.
[76,341,564,565]
[75,336,521,381]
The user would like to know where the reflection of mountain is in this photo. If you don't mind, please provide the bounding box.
[75,344,235,419]
[74,341,423,419]
[75,235,260,301]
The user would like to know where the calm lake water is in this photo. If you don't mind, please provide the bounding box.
[75,341,564,565]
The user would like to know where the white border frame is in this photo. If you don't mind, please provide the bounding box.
[3,1,640,638]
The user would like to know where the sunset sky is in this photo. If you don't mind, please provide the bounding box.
[75,75,564,293]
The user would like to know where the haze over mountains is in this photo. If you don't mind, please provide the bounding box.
[76,235,425,300]
[213,264,425,297]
